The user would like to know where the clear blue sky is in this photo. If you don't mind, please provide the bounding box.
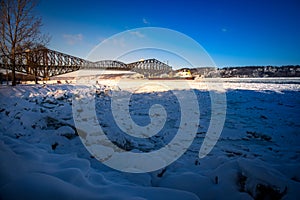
[37,0,300,67]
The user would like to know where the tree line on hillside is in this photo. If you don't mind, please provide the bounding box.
[187,65,300,78]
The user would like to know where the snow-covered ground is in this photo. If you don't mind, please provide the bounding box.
[1,78,300,199]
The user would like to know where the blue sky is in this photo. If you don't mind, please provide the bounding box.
[37,0,300,68]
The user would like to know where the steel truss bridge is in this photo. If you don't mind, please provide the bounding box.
[0,48,172,79]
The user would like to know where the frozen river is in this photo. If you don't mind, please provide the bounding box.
[0,78,299,199]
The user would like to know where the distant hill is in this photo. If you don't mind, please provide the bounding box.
[183,65,300,78]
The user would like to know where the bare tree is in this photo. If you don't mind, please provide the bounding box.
[0,0,49,86]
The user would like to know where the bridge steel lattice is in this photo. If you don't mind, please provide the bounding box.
[0,48,93,79]
[127,59,172,77]
[0,48,173,79]
[85,60,128,70]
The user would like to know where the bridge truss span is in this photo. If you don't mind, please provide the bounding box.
[0,48,93,78]
[0,48,173,79]
[127,59,172,76]
[86,60,128,70]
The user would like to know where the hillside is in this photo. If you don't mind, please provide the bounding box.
[188,65,300,78]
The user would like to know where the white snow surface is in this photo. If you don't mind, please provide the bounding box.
[0,78,300,199]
